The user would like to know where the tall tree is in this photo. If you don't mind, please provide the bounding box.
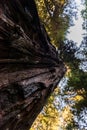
[0,0,66,130]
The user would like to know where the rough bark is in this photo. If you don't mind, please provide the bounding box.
[0,0,66,130]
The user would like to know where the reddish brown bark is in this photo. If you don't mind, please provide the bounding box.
[0,0,66,129]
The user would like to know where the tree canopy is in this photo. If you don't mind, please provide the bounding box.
[31,0,87,129]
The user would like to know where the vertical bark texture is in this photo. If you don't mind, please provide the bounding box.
[0,0,66,129]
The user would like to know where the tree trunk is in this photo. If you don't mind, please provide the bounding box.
[0,0,66,130]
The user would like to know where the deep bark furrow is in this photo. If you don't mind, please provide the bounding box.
[0,0,66,129]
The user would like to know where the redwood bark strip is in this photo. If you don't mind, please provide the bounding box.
[0,0,66,129]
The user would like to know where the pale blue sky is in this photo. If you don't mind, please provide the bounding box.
[67,0,85,46]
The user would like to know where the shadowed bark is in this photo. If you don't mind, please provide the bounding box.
[0,0,66,130]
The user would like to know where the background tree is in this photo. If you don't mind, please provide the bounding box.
[36,0,77,47]
[31,0,87,129]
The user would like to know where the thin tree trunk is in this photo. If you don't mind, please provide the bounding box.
[0,0,66,129]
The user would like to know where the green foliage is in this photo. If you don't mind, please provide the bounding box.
[31,88,60,130]
[36,0,71,47]
[81,0,87,31]
[31,0,87,129]
[81,0,87,19]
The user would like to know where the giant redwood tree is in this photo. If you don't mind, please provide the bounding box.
[0,0,66,130]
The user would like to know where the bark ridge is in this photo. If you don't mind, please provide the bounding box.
[0,0,66,129]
